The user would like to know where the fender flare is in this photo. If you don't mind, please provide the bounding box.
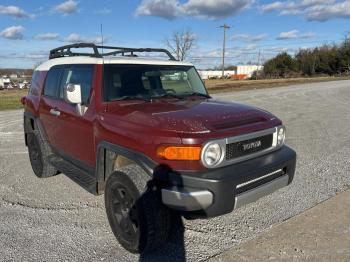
[95,141,157,182]
[23,112,48,146]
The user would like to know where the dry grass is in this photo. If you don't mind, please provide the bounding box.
[1,76,349,111]
[205,76,350,93]
[0,89,27,111]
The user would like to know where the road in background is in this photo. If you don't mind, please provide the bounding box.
[1,80,350,261]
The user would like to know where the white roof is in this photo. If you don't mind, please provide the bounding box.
[35,56,193,71]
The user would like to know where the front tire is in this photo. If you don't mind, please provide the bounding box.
[105,165,173,254]
[27,130,58,178]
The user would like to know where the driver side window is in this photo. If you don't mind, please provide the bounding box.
[59,65,94,105]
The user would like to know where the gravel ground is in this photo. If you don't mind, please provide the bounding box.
[210,189,350,262]
[1,80,350,262]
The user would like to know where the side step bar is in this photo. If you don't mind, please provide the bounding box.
[49,155,99,195]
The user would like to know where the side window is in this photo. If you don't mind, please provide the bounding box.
[44,67,62,97]
[104,72,122,101]
[29,71,40,96]
[60,65,94,105]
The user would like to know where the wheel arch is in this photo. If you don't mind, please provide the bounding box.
[96,141,157,184]
[23,112,49,147]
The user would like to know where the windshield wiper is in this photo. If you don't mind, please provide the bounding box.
[180,92,211,98]
[114,95,151,102]
[151,93,184,100]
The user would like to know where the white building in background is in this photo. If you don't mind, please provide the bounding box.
[198,70,236,80]
[236,65,264,78]
[9,73,19,80]
[198,65,264,80]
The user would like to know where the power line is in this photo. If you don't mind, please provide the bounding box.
[243,39,338,49]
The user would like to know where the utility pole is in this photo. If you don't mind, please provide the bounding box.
[256,49,261,80]
[220,24,230,78]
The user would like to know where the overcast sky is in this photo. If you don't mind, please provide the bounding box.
[0,0,349,69]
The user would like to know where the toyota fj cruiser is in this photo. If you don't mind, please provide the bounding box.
[21,43,296,254]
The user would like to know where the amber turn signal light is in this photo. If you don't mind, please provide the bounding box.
[157,145,202,161]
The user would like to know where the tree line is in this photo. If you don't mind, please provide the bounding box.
[260,37,350,78]
[0,68,34,77]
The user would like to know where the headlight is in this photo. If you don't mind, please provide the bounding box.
[201,143,224,167]
[277,126,286,146]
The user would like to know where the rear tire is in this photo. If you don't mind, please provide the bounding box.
[27,130,58,178]
[105,165,175,254]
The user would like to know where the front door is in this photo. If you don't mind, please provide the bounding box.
[39,64,96,168]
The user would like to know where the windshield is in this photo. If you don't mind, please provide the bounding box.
[103,64,208,101]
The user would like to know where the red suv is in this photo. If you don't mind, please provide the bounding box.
[22,43,296,254]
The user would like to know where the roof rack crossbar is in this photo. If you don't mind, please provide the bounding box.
[49,43,177,61]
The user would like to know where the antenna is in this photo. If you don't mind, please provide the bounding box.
[100,23,106,112]
[100,23,104,54]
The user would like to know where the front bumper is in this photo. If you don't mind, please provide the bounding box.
[161,145,296,218]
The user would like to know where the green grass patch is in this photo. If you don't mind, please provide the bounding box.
[0,89,27,111]
[1,76,349,110]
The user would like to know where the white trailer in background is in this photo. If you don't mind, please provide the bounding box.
[198,70,236,80]
[198,65,263,80]
[236,65,264,78]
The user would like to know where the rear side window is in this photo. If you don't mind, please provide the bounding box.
[44,67,62,97]
[60,65,94,105]
[29,71,40,96]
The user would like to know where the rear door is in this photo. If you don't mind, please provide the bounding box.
[39,65,65,149]
[39,64,96,168]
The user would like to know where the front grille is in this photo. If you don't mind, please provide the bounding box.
[226,134,273,160]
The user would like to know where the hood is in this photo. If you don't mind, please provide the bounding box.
[106,98,277,134]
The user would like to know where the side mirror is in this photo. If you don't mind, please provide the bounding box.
[65,83,82,104]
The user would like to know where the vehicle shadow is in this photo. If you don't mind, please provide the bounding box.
[137,165,188,262]
[139,215,186,262]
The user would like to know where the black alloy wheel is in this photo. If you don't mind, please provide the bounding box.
[105,167,174,254]
[111,183,140,244]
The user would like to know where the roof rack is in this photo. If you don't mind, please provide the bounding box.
[49,43,177,61]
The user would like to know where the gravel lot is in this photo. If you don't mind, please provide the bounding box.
[1,80,350,262]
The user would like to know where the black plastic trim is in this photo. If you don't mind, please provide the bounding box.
[50,146,95,176]
[48,153,98,195]
[96,141,157,182]
[166,145,297,218]
[23,112,49,146]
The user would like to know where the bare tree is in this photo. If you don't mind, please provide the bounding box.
[343,31,350,48]
[165,29,196,61]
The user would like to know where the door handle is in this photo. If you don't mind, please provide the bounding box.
[50,108,61,116]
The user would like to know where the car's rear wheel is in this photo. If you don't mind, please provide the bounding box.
[105,165,175,254]
[27,130,58,178]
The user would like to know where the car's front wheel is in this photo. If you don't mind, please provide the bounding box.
[105,165,175,253]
